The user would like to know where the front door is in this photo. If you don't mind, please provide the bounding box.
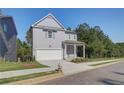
[77,46,83,57]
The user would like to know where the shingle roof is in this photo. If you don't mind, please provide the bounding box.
[65,30,76,34]
[0,14,11,19]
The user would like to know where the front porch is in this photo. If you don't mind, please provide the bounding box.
[62,40,85,60]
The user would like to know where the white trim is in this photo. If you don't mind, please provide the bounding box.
[32,13,66,30]
[33,48,62,50]
[33,26,66,31]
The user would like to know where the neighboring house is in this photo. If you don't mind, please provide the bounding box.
[31,13,85,61]
[0,14,17,61]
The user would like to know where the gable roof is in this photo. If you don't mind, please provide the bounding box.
[32,13,66,30]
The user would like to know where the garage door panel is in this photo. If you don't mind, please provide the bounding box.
[36,49,62,61]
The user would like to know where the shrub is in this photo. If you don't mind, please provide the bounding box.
[71,57,86,63]
[19,55,34,62]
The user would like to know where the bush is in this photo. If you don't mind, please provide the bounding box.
[71,58,86,63]
[19,56,35,62]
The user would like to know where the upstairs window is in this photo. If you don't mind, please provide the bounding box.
[3,23,8,32]
[48,31,52,38]
[74,35,76,39]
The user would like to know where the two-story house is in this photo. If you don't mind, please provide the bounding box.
[31,13,85,61]
[0,13,17,61]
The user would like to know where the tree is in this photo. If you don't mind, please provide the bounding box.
[75,23,124,58]
[25,28,32,47]
[67,27,72,31]
[16,38,31,58]
[16,38,22,57]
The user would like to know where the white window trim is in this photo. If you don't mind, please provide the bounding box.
[74,35,76,39]
[48,31,53,38]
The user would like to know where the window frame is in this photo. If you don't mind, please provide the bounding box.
[48,31,52,38]
[2,22,8,33]
[74,34,76,39]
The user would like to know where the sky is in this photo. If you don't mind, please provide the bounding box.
[1,8,124,43]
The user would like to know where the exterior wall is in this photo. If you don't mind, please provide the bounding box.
[64,33,77,41]
[0,36,2,59]
[4,35,17,61]
[32,27,65,57]
[0,17,17,61]
[33,28,65,49]
[36,16,63,29]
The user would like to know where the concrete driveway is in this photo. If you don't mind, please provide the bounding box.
[38,60,92,75]
[39,61,124,85]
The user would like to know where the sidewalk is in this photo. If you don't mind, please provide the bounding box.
[61,58,124,75]
[83,58,124,65]
[7,72,63,85]
[0,67,55,79]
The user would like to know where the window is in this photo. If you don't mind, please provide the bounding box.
[48,31,52,38]
[3,23,8,32]
[67,45,74,54]
[69,34,71,39]
[74,35,76,39]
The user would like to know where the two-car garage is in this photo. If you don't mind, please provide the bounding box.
[35,49,62,61]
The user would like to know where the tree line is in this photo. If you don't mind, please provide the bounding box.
[76,23,124,58]
[17,23,124,59]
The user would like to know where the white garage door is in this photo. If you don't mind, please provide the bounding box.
[36,49,62,61]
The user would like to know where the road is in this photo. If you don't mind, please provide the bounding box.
[38,61,124,85]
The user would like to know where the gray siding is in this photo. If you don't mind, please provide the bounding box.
[0,37,1,58]
[32,27,65,56]
[0,16,17,61]
[65,33,77,41]
[4,35,17,61]
[33,28,65,49]
[36,16,63,29]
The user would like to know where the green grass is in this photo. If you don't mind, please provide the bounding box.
[82,57,117,62]
[71,57,123,63]
[0,61,48,72]
[0,71,57,84]
[90,61,117,66]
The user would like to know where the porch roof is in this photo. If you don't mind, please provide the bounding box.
[63,40,85,45]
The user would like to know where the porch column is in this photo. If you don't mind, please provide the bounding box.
[83,44,85,58]
[64,43,67,59]
[74,44,77,58]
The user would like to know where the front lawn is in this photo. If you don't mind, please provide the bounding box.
[0,61,48,72]
[71,57,123,63]
[89,61,117,66]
